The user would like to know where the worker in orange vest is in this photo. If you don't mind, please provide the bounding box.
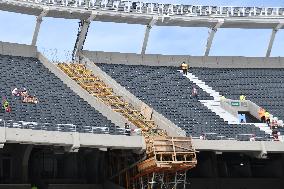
[258,108,266,123]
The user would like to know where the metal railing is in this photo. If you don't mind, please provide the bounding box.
[0,118,140,136]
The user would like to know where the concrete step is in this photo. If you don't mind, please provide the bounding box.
[180,71,273,136]
[253,123,272,134]
[201,100,239,124]
[179,71,221,100]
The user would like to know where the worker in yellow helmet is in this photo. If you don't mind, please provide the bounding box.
[220,96,226,101]
[181,61,189,75]
[265,111,271,127]
[239,95,246,101]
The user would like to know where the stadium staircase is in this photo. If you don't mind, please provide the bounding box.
[180,70,274,136]
[180,71,239,123]
[57,63,197,189]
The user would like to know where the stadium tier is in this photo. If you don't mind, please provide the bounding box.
[190,68,284,135]
[190,68,284,120]
[2,0,284,188]
[97,63,268,140]
[0,54,120,135]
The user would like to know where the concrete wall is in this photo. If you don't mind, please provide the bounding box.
[83,50,284,68]
[1,127,144,150]
[37,52,135,130]
[83,56,185,137]
[0,41,37,58]
[220,99,274,121]
[220,100,255,118]
[192,139,284,153]
[3,121,284,153]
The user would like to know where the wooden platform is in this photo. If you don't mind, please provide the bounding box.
[138,137,197,173]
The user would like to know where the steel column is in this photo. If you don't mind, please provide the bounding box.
[141,16,158,55]
[31,7,49,46]
[266,23,284,57]
[204,20,224,56]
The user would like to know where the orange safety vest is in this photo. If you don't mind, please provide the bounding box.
[258,109,265,118]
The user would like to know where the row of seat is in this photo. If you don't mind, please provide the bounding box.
[97,63,268,141]
[190,68,284,122]
[190,67,284,138]
[0,54,121,135]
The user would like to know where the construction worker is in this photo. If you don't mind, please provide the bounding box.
[258,108,266,123]
[181,61,189,75]
[272,128,279,141]
[265,111,270,126]
[2,97,10,112]
[239,95,246,101]
[220,96,226,101]
[192,85,198,99]
[3,100,9,109]
[124,122,131,136]
[12,88,20,96]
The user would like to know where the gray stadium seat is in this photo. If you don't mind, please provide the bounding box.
[97,63,267,140]
[0,54,120,135]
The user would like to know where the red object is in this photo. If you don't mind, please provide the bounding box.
[5,106,11,113]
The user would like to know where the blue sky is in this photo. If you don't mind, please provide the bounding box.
[0,0,284,60]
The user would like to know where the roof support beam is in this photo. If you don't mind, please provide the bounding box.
[31,7,49,46]
[204,20,224,56]
[141,17,157,55]
[74,11,97,58]
[266,23,284,57]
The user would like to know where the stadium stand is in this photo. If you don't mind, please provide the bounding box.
[97,63,269,140]
[190,68,284,135]
[3,0,284,187]
[0,54,121,135]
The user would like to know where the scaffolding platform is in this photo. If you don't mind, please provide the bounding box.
[58,63,197,189]
[139,137,196,173]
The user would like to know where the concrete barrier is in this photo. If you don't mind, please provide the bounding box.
[83,50,284,68]
[220,99,278,122]
[0,41,37,58]
[2,127,144,150]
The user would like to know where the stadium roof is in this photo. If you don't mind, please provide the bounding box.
[1,0,284,57]
[1,0,284,29]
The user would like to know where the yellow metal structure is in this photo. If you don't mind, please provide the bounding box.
[58,63,197,189]
[58,63,161,137]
